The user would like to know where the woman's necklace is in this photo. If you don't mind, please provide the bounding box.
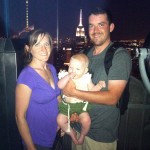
[45,65,55,89]
[29,63,55,89]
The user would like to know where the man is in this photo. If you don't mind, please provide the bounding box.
[63,7,132,150]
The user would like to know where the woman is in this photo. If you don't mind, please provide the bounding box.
[15,29,61,150]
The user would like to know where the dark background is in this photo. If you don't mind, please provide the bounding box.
[0,0,150,40]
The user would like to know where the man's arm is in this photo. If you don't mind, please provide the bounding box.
[63,79,127,105]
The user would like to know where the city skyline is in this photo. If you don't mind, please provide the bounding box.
[0,0,150,40]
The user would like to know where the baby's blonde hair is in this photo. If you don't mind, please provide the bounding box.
[71,53,89,67]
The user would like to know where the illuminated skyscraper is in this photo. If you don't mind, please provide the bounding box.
[75,9,87,53]
[25,0,34,32]
[76,9,85,37]
[12,0,34,38]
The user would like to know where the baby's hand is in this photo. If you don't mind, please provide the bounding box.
[68,72,76,79]
[98,81,106,88]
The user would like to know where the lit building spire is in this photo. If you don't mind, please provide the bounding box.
[26,0,29,31]
[79,9,83,27]
[75,9,87,53]
[17,0,34,37]
[24,0,34,32]
[76,9,85,37]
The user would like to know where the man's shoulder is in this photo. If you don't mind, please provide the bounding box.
[107,43,131,60]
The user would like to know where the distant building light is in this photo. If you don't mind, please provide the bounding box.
[64,63,69,66]
[66,48,72,51]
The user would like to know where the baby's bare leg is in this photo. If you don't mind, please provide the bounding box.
[78,112,91,144]
[57,113,78,144]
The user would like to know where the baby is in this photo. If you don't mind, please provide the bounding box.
[57,53,105,144]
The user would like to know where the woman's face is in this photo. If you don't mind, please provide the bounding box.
[30,34,51,63]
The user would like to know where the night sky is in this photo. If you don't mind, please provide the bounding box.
[0,0,150,40]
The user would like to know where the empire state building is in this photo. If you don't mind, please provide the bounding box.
[75,9,87,53]
[76,9,85,37]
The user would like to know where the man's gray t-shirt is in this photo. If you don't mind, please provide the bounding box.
[74,43,132,142]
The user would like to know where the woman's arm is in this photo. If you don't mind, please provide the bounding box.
[15,84,36,150]
[57,95,62,103]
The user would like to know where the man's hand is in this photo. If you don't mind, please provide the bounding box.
[63,79,76,97]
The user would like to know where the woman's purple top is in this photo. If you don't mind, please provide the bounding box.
[17,64,60,148]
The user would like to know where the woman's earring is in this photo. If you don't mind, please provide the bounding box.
[29,53,32,60]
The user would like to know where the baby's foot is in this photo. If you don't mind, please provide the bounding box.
[70,129,78,144]
[77,134,85,145]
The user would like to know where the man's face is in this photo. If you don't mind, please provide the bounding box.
[68,58,87,79]
[88,14,114,46]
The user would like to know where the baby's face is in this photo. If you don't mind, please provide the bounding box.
[68,58,87,79]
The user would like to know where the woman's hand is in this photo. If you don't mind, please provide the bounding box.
[57,127,65,137]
